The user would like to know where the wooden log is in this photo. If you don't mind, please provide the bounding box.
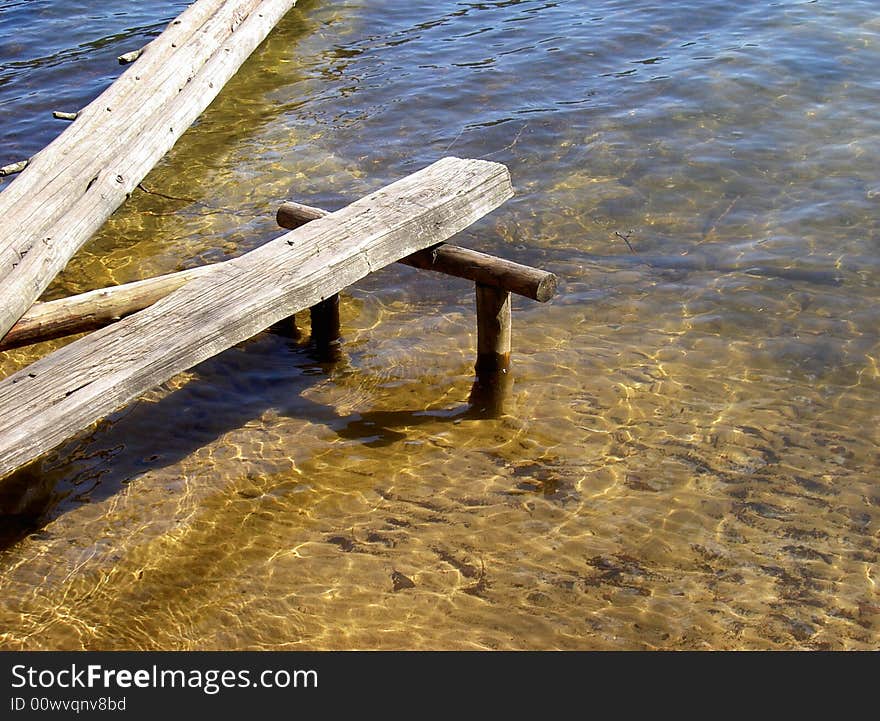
[52,111,78,121]
[0,0,298,342]
[0,157,513,481]
[278,200,557,301]
[474,283,511,373]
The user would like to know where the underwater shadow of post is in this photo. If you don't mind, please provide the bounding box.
[329,368,513,447]
[0,333,514,548]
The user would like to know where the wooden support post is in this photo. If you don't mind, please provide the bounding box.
[474,283,511,374]
[467,367,513,418]
[268,314,299,339]
[310,294,340,349]
[1,195,555,352]
[0,156,514,482]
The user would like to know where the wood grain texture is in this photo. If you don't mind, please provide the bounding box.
[0,0,298,341]
[0,157,513,481]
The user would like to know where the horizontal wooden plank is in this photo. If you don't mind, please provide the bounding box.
[0,157,513,481]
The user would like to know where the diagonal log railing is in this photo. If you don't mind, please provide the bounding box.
[0,157,513,482]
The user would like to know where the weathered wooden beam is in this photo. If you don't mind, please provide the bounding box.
[474,283,512,373]
[0,0,298,342]
[278,201,557,302]
[0,157,513,481]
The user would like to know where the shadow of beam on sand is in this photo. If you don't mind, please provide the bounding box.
[0,332,513,549]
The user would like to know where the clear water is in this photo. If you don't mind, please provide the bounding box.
[0,0,877,649]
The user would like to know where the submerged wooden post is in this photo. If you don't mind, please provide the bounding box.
[0,160,28,177]
[468,366,514,418]
[474,283,511,373]
[274,201,339,350]
[281,199,550,374]
[310,294,340,349]
[268,314,299,339]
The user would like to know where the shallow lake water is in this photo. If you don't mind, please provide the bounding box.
[0,0,877,649]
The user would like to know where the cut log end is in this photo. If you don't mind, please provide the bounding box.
[276,201,327,229]
[117,49,144,65]
[0,160,28,177]
[534,272,558,303]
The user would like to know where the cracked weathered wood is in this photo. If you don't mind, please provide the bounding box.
[0,0,298,342]
[0,157,513,481]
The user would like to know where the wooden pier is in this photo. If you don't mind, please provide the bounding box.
[0,1,559,489]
